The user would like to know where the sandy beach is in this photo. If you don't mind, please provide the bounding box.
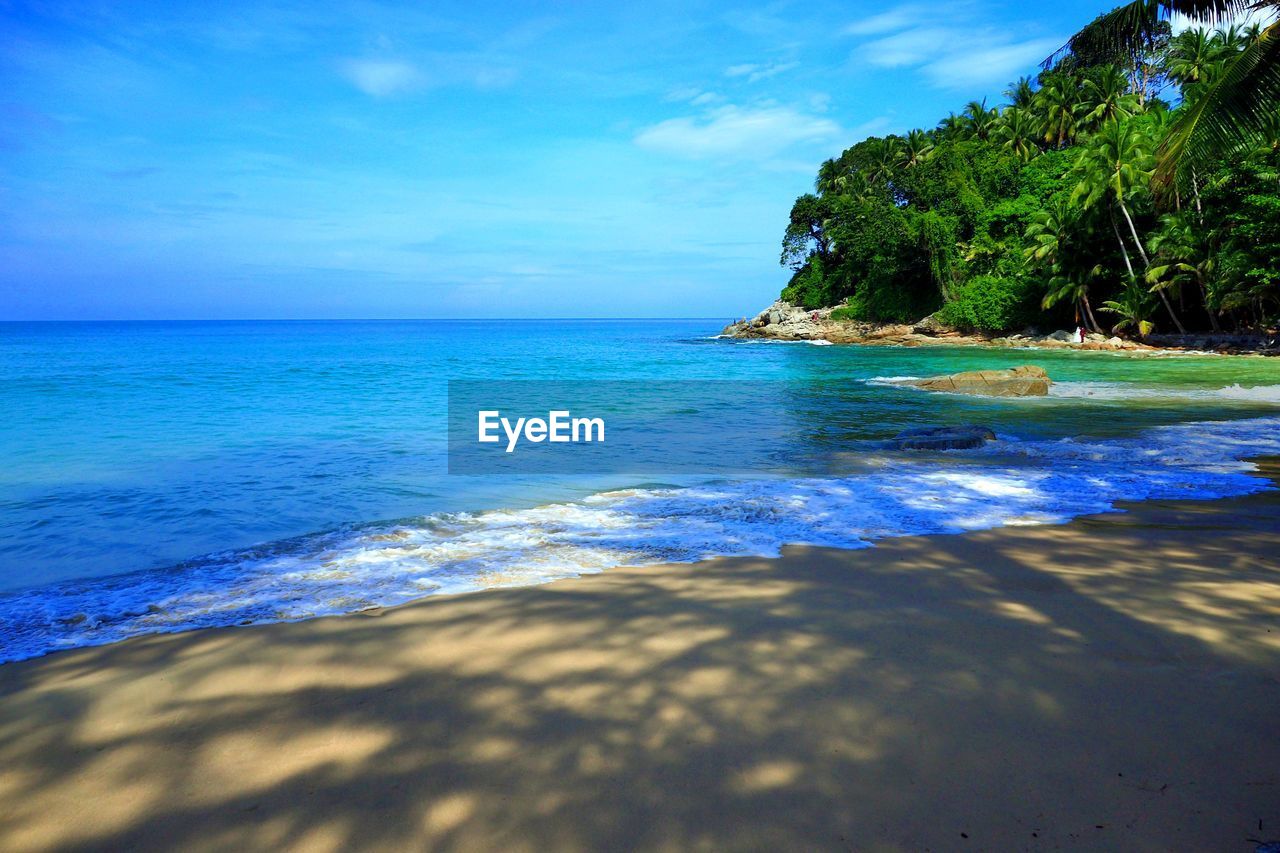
[2,464,1278,852]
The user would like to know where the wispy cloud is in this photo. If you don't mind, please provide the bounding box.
[339,59,423,97]
[724,61,799,83]
[845,5,929,36]
[849,4,1062,90]
[634,103,840,160]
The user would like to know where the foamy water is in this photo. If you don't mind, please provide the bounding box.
[868,377,1280,405]
[2,415,1276,663]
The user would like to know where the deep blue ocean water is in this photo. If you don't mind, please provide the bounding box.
[2,319,1278,661]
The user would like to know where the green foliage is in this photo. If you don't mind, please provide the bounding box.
[935,274,1040,332]
[775,26,1280,334]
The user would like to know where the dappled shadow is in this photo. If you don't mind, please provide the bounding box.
[1,474,1279,851]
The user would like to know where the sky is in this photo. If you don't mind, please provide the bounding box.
[0,0,1109,319]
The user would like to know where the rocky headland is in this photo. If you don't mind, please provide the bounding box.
[721,301,1279,355]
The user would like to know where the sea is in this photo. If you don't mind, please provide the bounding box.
[2,319,1278,662]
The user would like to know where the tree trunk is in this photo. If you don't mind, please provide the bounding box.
[1118,197,1186,334]
[1081,293,1102,334]
[1198,279,1223,332]
[1110,208,1136,280]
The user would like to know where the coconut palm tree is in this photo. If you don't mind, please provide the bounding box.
[1037,72,1082,148]
[862,137,903,186]
[1054,0,1280,188]
[1026,198,1106,331]
[1077,65,1143,131]
[936,112,969,142]
[1147,211,1225,330]
[897,129,935,167]
[1071,118,1190,332]
[1101,280,1159,336]
[961,98,999,140]
[1005,75,1038,109]
[1166,27,1223,87]
[996,107,1042,161]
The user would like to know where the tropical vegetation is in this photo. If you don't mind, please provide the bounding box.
[779,16,1280,337]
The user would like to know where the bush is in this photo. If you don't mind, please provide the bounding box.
[935,274,1038,332]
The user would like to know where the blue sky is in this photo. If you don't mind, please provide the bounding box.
[1,0,1105,319]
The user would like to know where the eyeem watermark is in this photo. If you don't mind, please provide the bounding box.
[448,380,814,475]
[478,410,605,453]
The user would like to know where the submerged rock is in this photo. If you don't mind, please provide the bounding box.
[886,425,997,450]
[906,365,1051,397]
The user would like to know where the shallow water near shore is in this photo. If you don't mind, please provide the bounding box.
[2,319,1279,662]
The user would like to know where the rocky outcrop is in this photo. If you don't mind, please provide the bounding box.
[885,425,997,450]
[722,301,835,340]
[905,366,1051,397]
[721,304,1276,354]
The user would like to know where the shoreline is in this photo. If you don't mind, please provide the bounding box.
[722,300,1280,356]
[2,463,1278,850]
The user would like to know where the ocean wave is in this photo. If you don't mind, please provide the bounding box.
[1,416,1277,664]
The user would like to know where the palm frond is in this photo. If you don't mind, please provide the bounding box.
[1044,0,1262,69]
[1156,19,1280,188]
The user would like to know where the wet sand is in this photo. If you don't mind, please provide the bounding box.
[1,463,1278,851]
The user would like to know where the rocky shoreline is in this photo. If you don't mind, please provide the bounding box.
[721,301,1280,356]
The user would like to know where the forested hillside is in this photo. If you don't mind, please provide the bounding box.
[779,22,1280,336]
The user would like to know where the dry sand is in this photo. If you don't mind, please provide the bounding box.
[2,464,1279,852]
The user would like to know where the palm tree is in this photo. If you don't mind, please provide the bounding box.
[815,159,849,196]
[1166,28,1222,87]
[962,98,998,140]
[862,137,902,185]
[1071,117,1190,333]
[1037,72,1082,148]
[995,107,1042,161]
[897,129,935,167]
[1101,280,1159,337]
[1005,76,1038,109]
[1054,0,1280,188]
[1147,211,1225,330]
[1026,198,1105,331]
[936,112,968,142]
[1077,65,1142,131]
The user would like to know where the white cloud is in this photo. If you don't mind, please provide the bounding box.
[724,61,800,83]
[922,38,1062,87]
[847,4,1063,90]
[845,5,929,36]
[634,103,841,160]
[339,59,423,97]
[861,27,950,67]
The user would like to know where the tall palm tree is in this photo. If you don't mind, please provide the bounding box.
[815,159,848,196]
[1071,119,1189,332]
[1166,27,1223,87]
[961,98,998,140]
[1037,72,1082,148]
[936,112,969,142]
[862,137,902,185]
[995,107,1042,161]
[1077,65,1143,130]
[1054,0,1280,188]
[897,129,935,167]
[1147,211,1225,330]
[1005,75,1038,109]
[1025,198,1105,330]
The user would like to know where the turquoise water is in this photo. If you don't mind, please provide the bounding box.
[2,320,1278,661]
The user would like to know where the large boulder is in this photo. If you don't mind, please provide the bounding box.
[906,365,1051,397]
[912,315,947,337]
[886,425,997,450]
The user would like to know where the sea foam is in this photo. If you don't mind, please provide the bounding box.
[1,416,1277,663]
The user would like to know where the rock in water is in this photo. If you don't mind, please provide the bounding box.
[886,426,997,450]
[906,365,1051,397]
